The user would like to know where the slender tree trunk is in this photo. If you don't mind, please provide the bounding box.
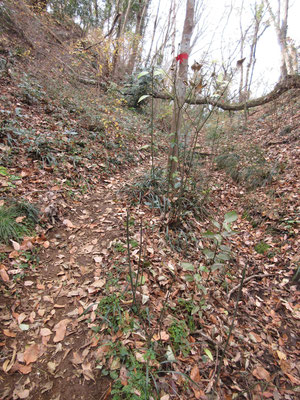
[168,0,195,185]
[94,0,99,25]
[151,0,174,66]
[121,0,132,35]
[112,0,124,78]
[127,0,150,75]
[145,0,161,66]
[264,0,291,80]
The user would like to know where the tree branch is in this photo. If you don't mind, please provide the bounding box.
[153,74,300,111]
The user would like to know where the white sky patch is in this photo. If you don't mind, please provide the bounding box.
[144,0,300,96]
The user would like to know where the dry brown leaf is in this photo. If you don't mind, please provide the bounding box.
[47,361,57,373]
[53,319,69,343]
[43,241,50,249]
[40,328,52,336]
[16,216,26,223]
[17,313,26,324]
[23,343,40,365]
[12,362,32,374]
[120,365,128,386]
[12,386,30,399]
[3,329,17,338]
[72,351,84,364]
[153,331,170,341]
[91,279,106,288]
[276,350,286,360]
[82,362,95,381]
[135,352,146,363]
[10,240,21,251]
[0,264,9,282]
[252,366,271,381]
[190,365,201,383]
[285,372,300,385]
[63,219,75,229]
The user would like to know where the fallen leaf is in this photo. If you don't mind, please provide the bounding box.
[24,281,34,286]
[12,386,30,399]
[284,372,300,385]
[12,362,32,374]
[120,365,128,386]
[135,352,146,363]
[19,324,30,331]
[63,219,75,229]
[153,331,170,341]
[10,240,20,251]
[276,350,286,360]
[253,366,271,381]
[3,329,17,338]
[91,279,105,288]
[16,216,26,223]
[40,328,52,336]
[23,343,40,365]
[47,361,57,373]
[82,362,95,381]
[41,381,53,394]
[17,313,26,324]
[72,351,84,364]
[190,365,201,383]
[43,241,50,249]
[0,264,9,282]
[53,319,69,342]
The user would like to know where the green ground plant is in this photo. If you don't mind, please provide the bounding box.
[254,241,270,254]
[0,200,39,244]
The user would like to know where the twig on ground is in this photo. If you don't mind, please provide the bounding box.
[227,273,274,299]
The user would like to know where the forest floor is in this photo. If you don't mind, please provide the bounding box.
[0,2,300,400]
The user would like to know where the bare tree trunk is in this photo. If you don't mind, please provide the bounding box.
[168,0,195,184]
[94,0,99,25]
[264,0,293,80]
[145,0,161,66]
[127,0,150,75]
[246,2,269,98]
[120,0,132,35]
[151,0,175,67]
[111,0,124,78]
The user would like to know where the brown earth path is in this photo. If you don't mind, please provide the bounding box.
[1,161,150,400]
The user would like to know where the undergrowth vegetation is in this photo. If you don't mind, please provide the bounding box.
[0,200,39,244]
